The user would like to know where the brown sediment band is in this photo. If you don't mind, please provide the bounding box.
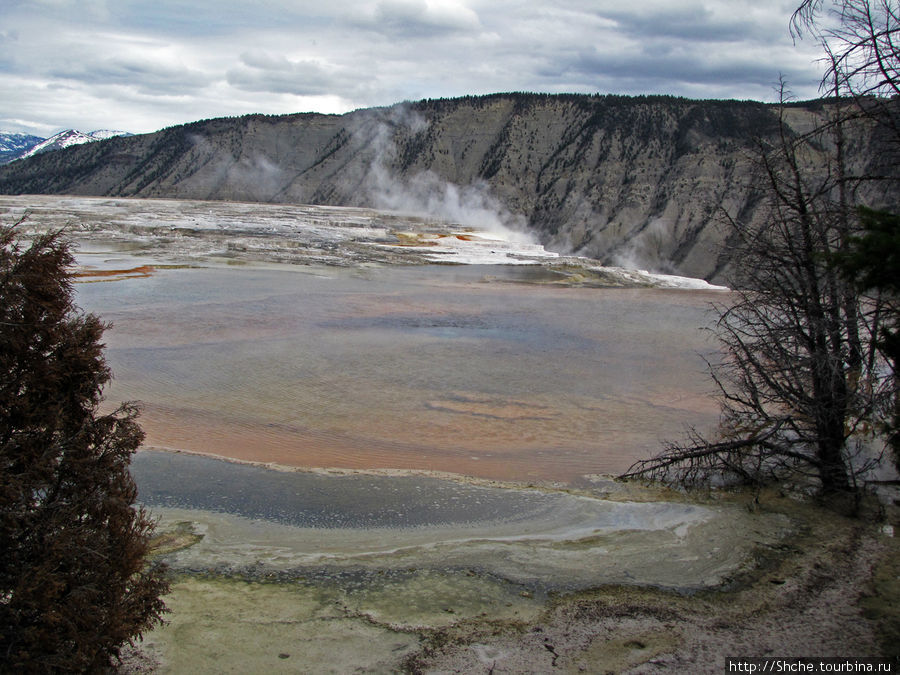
[74,265,154,279]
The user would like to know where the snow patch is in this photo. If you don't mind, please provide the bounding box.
[17,129,131,160]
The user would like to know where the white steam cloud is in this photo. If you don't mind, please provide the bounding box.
[359,106,538,246]
[609,217,678,274]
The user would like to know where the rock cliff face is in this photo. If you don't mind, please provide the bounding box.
[0,94,894,281]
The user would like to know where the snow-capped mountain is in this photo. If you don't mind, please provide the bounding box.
[0,129,132,164]
[0,133,44,164]
[88,129,131,141]
[19,129,132,160]
[18,130,95,159]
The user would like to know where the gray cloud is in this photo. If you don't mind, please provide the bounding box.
[358,0,483,37]
[598,5,777,42]
[0,0,828,136]
[225,51,353,97]
[51,56,210,95]
[564,44,802,91]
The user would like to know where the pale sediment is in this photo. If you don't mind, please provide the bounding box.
[119,450,900,674]
[131,449,793,591]
[125,474,899,673]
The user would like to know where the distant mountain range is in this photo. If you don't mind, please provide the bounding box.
[0,94,897,281]
[0,129,132,164]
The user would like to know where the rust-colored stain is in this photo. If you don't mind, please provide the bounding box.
[435,233,477,241]
[392,232,437,247]
[392,232,479,246]
[74,265,154,279]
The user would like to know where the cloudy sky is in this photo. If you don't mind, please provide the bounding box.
[1,0,827,137]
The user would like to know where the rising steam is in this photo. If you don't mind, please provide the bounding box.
[359,105,538,245]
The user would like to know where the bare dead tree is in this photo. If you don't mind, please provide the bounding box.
[793,0,900,470]
[792,0,900,155]
[623,2,900,495]
[792,0,900,99]
[622,90,894,494]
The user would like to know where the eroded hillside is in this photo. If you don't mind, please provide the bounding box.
[0,94,894,281]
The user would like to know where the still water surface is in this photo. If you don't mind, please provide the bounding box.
[76,260,722,483]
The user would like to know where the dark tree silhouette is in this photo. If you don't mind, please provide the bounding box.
[792,1,900,471]
[792,0,900,100]
[622,3,900,495]
[1,222,167,672]
[621,93,894,494]
[795,1,900,473]
[831,207,900,469]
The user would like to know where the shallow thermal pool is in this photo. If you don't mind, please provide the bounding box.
[133,450,791,591]
[72,251,723,483]
[2,194,729,482]
[9,195,776,591]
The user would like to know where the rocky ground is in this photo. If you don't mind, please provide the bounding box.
[402,493,900,673]
[120,487,899,674]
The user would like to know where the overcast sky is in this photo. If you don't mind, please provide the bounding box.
[1,0,828,137]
